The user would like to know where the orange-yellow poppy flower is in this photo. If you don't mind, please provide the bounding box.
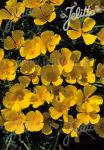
[41,65,63,86]
[25,110,44,132]
[40,30,61,53]
[30,3,56,25]
[42,112,59,135]
[62,115,81,137]
[0,0,25,22]
[31,85,53,108]
[0,59,17,81]
[18,76,31,87]
[1,109,25,134]
[20,36,44,59]
[67,17,96,45]
[29,65,41,85]
[20,60,36,75]
[4,30,24,50]
[3,84,33,112]
[50,48,74,73]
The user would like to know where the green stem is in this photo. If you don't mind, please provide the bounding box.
[94,25,104,28]
[19,135,30,150]
[53,130,60,150]
[6,133,13,150]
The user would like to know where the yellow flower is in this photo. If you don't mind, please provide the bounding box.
[42,112,59,135]
[41,65,63,86]
[18,76,31,87]
[49,98,70,120]
[77,109,100,125]
[63,56,95,85]
[67,17,96,45]
[3,84,33,112]
[96,63,104,84]
[30,3,56,25]
[77,57,95,85]
[61,85,78,107]
[24,0,47,8]
[4,30,24,50]
[97,28,104,45]
[62,115,81,137]
[76,84,103,106]
[50,0,64,6]
[1,109,25,134]
[0,0,25,22]
[70,50,81,63]
[63,64,82,84]
[25,110,44,132]
[76,84,103,124]
[40,30,61,53]
[50,85,64,98]
[0,48,4,61]
[94,117,104,138]
[62,50,82,84]
[29,65,41,84]
[0,59,17,81]
[31,85,53,108]
[50,48,74,73]
[20,37,43,59]
[20,60,36,75]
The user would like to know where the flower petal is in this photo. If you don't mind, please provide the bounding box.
[82,17,96,32]
[67,30,81,40]
[82,33,96,45]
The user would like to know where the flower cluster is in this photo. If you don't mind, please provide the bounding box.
[0,0,64,25]
[0,46,104,137]
[0,0,104,141]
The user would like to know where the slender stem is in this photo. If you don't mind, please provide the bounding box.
[19,135,30,150]
[53,130,60,150]
[84,132,95,140]
[6,133,13,150]
[94,25,104,28]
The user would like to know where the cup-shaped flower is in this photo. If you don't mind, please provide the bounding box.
[30,3,56,25]
[40,31,61,53]
[67,17,96,45]
[0,0,25,22]
[62,115,81,137]
[3,84,33,112]
[1,109,25,134]
[25,110,44,132]
[50,48,74,73]
[20,60,36,75]
[0,59,17,81]
[31,85,53,108]
[41,65,63,86]
[4,30,24,50]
